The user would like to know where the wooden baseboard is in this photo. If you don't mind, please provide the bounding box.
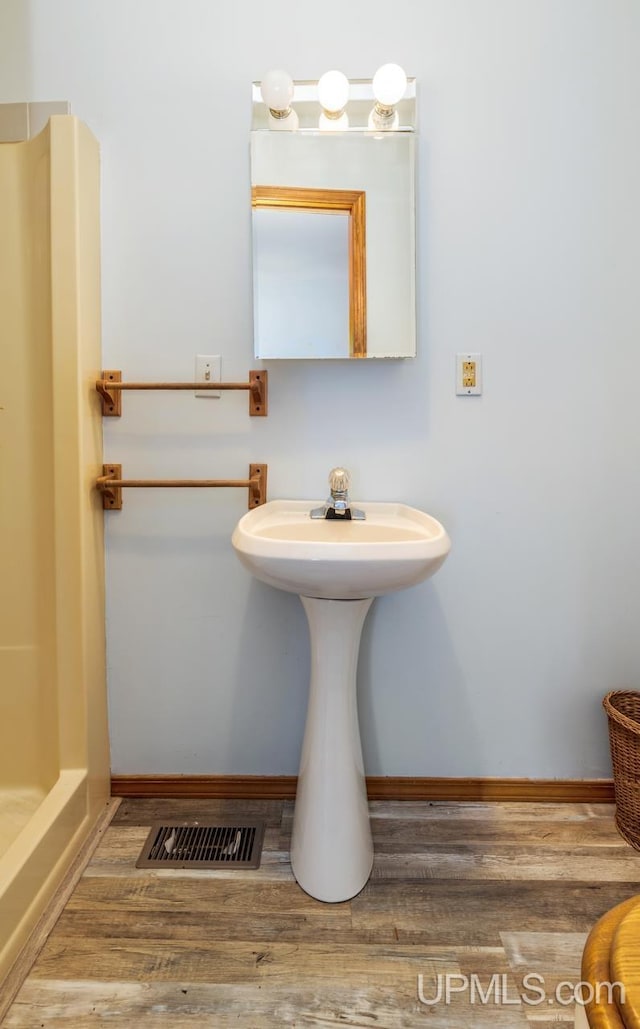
[111,776,298,800]
[110,775,615,804]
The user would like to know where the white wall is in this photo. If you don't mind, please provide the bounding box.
[3,0,639,777]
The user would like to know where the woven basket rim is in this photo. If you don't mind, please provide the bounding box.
[604,690,640,737]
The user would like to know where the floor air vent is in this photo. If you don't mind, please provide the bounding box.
[136,820,265,869]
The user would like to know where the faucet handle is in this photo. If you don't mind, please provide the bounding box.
[329,467,350,494]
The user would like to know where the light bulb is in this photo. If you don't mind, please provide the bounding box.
[260,69,295,113]
[317,70,349,115]
[260,69,298,130]
[372,63,407,107]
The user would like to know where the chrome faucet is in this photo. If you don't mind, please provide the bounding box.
[310,468,366,520]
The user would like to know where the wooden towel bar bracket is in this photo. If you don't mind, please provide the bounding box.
[96,369,268,417]
[97,463,268,511]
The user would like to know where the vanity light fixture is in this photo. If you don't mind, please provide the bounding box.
[256,66,414,134]
[260,68,299,130]
[368,63,408,130]
[317,69,350,130]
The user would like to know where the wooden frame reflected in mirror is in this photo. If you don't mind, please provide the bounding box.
[251,185,367,357]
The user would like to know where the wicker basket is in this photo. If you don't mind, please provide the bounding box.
[603,690,640,851]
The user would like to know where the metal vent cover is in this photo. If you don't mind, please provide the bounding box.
[136,820,265,869]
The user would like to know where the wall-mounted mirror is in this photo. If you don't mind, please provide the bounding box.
[250,77,416,359]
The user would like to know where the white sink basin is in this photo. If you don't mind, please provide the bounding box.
[231,496,451,902]
[232,500,451,600]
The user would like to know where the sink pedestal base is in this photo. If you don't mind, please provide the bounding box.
[290,596,374,903]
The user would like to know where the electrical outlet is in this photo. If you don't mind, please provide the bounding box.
[195,355,221,398]
[462,361,476,388]
[456,353,482,396]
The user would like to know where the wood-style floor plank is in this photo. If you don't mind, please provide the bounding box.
[369,815,627,848]
[366,800,616,822]
[64,875,339,914]
[113,797,287,827]
[4,798,640,1027]
[352,879,640,944]
[4,978,531,1028]
[370,845,640,881]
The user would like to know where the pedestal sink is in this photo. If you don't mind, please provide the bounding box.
[232,499,450,902]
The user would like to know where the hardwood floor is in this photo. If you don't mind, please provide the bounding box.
[4,799,640,1027]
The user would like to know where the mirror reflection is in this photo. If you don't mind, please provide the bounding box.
[252,186,366,358]
[250,79,416,360]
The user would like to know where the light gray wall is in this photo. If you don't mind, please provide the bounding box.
[2,0,640,777]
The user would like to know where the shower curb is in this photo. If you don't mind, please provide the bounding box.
[0,798,121,1025]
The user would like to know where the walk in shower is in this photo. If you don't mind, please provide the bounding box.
[0,113,110,984]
